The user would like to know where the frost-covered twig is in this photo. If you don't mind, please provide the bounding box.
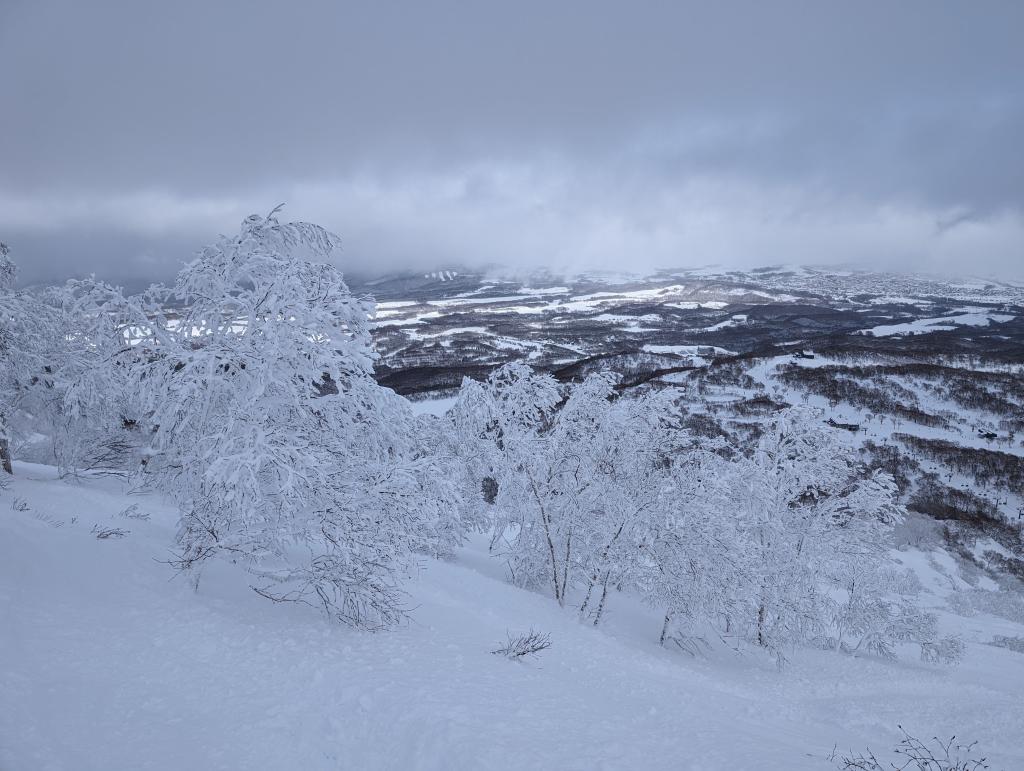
[491,630,552,659]
[117,504,150,521]
[833,725,990,770]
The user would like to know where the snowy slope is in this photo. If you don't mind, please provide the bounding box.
[2,464,1023,770]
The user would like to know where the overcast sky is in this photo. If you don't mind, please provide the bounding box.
[2,0,1022,288]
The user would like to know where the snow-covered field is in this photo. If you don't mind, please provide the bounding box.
[859,310,1016,337]
[3,463,1023,770]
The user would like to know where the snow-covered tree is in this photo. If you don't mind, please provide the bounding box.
[451,363,568,600]
[822,477,961,662]
[828,565,932,658]
[122,208,462,628]
[689,409,923,662]
[570,383,685,625]
[0,242,17,472]
[0,245,104,475]
[455,372,949,664]
[23,278,141,477]
[641,445,748,650]
[452,365,686,621]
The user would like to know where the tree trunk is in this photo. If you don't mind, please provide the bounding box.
[560,531,572,607]
[530,479,563,605]
[0,437,12,475]
[579,580,595,617]
[592,574,611,626]
[659,612,672,646]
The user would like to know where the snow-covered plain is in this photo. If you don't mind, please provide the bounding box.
[3,463,1023,771]
[859,310,1016,337]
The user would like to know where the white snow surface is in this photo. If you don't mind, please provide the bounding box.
[860,311,1015,337]
[2,464,1023,771]
[642,344,734,357]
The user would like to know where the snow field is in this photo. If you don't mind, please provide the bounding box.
[2,464,1023,770]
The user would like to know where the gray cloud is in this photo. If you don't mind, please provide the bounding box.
[2,0,1022,285]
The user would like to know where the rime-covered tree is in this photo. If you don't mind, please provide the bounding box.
[455,373,954,664]
[708,411,895,658]
[122,208,461,628]
[0,242,17,472]
[641,444,747,649]
[0,244,84,474]
[451,363,568,600]
[452,365,685,620]
[685,409,951,663]
[24,278,140,477]
[570,382,685,625]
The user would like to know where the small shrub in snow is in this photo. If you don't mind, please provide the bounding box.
[117,504,150,521]
[92,526,129,539]
[491,630,552,660]
[10,496,29,512]
[920,636,966,666]
[32,511,64,528]
[988,634,1024,654]
[832,725,989,770]
[660,632,712,658]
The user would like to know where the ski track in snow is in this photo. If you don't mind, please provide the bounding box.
[2,464,1023,771]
